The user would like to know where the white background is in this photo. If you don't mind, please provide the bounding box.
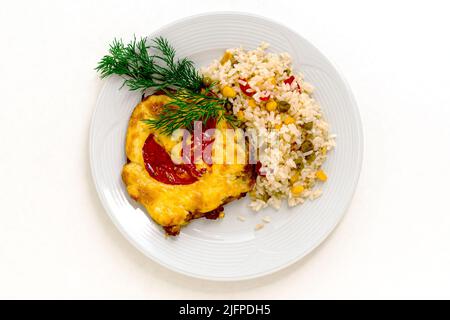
[1,0,449,299]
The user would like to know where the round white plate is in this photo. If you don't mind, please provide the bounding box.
[90,12,363,280]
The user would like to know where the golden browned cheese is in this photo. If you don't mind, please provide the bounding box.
[122,95,254,235]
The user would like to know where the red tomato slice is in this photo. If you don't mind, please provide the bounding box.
[142,134,198,185]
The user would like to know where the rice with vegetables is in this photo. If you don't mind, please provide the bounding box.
[202,43,335,211]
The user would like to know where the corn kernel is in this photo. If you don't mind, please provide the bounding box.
[269,77,277,85]
[219,212,225,219]
[220,51,233,65]
[248,99,257,108]
[266,101,277,112]
[321,147,327,155]
[290,171,300,182]
[284,115,295,125]
[291,185,304,196]
[316,170,328,182]
[274,124,283,130]
[237,111,245,121]
[222,86,236,98]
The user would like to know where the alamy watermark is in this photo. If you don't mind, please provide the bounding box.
[169,121,286,170]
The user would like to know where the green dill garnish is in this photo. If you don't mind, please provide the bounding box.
[143,88,240,135]
[96,36,239,134]
[95,36,204,92]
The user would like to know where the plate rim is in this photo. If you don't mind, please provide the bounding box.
[89,11,364,281]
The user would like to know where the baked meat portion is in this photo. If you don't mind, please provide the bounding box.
[122,95,254,236]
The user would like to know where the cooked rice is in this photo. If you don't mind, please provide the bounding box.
[262,216,271,223]
[202,43,335,211]
[254,223,265,231]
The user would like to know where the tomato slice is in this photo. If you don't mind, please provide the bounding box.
[143,134,199,185]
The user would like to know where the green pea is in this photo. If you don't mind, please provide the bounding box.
[300,140,314,153]
[303,122,313,131]
[306,153,316,163]
[277,101,291,113]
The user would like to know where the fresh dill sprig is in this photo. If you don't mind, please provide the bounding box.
[95,36,204,92]
[143,89,240,135]
[97,36,239,134]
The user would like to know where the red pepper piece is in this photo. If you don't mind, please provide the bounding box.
[283,75,302,93]
[238,78,255,97]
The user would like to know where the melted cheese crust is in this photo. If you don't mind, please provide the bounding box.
[122,95,253,232]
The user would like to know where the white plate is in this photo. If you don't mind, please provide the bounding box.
[90,12,363,280]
